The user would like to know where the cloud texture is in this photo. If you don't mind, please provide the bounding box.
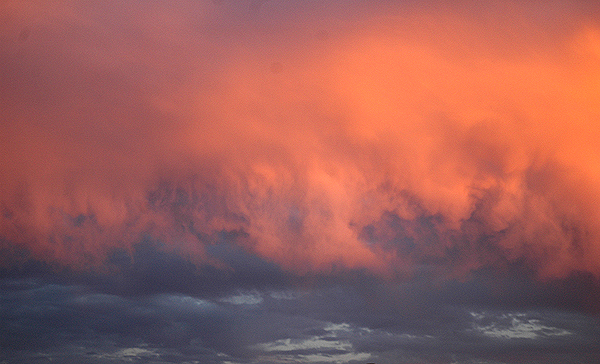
[3,0,600,279]
[2,2,600,361]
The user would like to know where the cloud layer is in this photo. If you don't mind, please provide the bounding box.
[3,1,600,281]
[2,276,600,363]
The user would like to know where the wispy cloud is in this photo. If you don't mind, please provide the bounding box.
[470,312,573,339]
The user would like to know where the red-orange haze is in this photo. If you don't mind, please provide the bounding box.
[1,1,600,279]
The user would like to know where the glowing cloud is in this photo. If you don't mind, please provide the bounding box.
[2,1,600,279]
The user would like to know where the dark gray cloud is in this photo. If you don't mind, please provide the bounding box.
[1,236,290,298]
[1,273,599,364]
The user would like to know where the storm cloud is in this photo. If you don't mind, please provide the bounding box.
[2,1,600,363]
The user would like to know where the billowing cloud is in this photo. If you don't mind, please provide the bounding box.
[2,0,600,297]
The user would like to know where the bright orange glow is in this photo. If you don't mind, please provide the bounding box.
[1,2,600,279]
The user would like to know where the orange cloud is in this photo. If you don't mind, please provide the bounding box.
[1,1,600,279]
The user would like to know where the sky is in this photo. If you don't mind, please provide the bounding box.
[1,0,600,363]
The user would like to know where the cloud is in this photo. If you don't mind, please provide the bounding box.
[3,276,599,363]
[220,290,264,305]
[95,347,160,361]
[3,7,600,362]
[470,312,573,339]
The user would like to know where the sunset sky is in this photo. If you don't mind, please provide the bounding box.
[2,1,600,363]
